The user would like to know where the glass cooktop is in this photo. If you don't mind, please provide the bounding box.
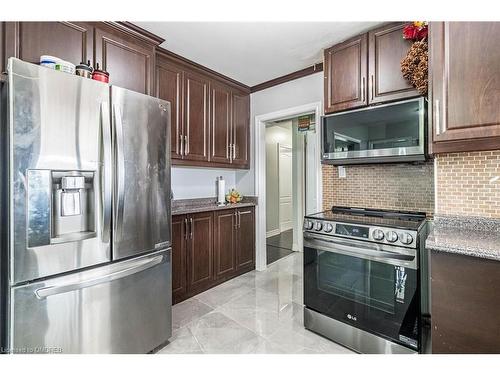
[305,206,426,231]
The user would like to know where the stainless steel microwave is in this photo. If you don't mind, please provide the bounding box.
[322,97,427,165]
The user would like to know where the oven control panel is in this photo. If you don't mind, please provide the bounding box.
[303,219,417,248]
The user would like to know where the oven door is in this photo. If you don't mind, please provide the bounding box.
[303,233,420,351]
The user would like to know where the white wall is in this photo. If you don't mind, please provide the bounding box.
[236,72,323,210]
[171,167,236,200]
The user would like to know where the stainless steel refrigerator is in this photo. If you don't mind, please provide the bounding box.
[0,58,172,353]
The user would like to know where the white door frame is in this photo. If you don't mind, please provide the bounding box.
[254,102,323,271]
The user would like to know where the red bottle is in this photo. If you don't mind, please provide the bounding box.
[92,63,109,83]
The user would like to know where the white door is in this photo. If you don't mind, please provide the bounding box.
[278,144,293,232]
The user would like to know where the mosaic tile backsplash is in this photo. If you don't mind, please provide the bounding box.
[322,161,435,214]
[435,151,500,218]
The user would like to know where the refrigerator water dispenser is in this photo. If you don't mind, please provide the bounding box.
[26,170,97,247]
[51,171,96,243]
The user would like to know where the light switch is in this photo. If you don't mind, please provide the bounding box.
[338,166,346,178]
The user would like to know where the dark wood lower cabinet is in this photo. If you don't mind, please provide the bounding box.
[431,251,500,353]
[171,215,187,304]
[172,206,255,304]
[236,208,255,270]
[186,211,215,295]
[214,210,237,279]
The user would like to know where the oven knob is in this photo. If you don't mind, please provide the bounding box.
[323,223,333,233]
[386,231,398,243]
[304,220,314,230]
[372,229,385,241]
[314,222,323,231]
[399,232,414,245]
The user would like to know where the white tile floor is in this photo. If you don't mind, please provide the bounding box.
[158,252,354,354]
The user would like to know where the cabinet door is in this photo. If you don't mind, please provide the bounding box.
[431,252,500,353]
[231,91,250,168]
[4,22,93,67]
[236,208,255,271]
[94,24,155,95]
[368,23,419,104]
[187,211,214,294]
[172,215,187,304]
[156,59,184,160]
[214,209,237,279]
[210,81,232,164]
[324,33,367,113]
[184,69,210,162]
[430,22,500,153]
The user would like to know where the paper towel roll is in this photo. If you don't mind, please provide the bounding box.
[217,176,225,205]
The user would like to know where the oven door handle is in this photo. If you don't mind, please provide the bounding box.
[304,234,417,269]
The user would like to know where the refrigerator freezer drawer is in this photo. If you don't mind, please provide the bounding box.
[8,249,172,354]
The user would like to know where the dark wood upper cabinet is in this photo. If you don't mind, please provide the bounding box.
[94,23,155,95]
[210,81,232,164]
[214,209,237,279]
[156,59,184,160]
[171,215,187,304]
[431,251,500,353]
[2,22,161,96]
[368,23,419,104]
[186,211,214,295]
[236,207,255,270]
[3,22,93,68]
[183,69,210,162]
[324,33,368,113]
[1,22,4,73]
[231,91,250,167]
[429,22,500,153]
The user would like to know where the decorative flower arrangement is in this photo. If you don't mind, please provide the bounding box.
[402,21,428,41]
[401,22,428,95]
[226,188,243,204]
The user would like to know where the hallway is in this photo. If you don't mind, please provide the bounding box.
[267,229,294,265]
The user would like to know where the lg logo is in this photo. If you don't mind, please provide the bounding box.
[347,314,357,321]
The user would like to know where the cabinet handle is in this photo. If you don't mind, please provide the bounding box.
[370,75,374,101]
[234,211,238,229]
[184,218,189,240]
[434,99,440,135]
[238,211,241,228]
[361,77,366,102]
[184,135,189,155]
[180,134,184,156]
[189,218,193,239]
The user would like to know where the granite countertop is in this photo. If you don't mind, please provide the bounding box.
[172,196,257,215]
[426,215,500,262]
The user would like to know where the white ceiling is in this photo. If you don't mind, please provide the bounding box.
[135,22,383,86]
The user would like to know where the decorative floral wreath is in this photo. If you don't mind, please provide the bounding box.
[401,22,428,95]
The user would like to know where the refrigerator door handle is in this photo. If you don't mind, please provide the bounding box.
[101,102,112,243]
[113,104,126,238]
[34,251,169,299]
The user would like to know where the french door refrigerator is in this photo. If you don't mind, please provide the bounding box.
[0,58,172,353]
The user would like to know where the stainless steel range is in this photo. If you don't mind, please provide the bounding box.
[303,206,430,354]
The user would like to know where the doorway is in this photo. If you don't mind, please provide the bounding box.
[265,120,296,264]
[255,102,322,271]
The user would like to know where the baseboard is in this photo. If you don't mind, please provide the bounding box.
[280,224,293,232]
[266,229,281,238]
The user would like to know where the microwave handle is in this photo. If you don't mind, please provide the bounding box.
[434,99,440,135]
